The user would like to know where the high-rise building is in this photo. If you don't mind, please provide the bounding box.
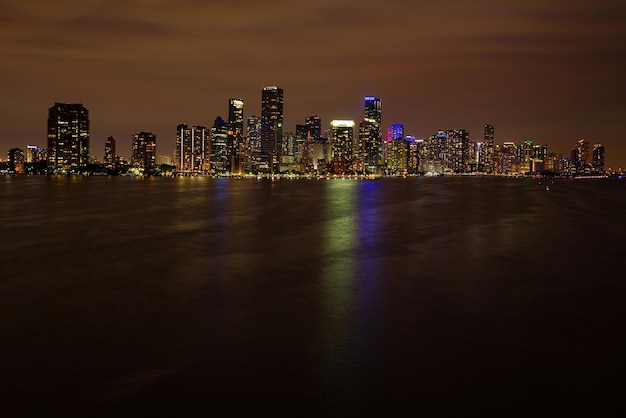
[131,132,157,170]
[386,124,407,172]
[592,144,605,173]
[260,86,284,172]
[104,136,116,170]
[210,117,228,174]
[176,124,210,173]
[245,115,261,173]
[361,96,383,172]
[445,129,469,173]
[330,120,355,174]
[305,115,322,140]
[483,124,494,173]
[47,102,89,172]
[8,148,25,173]
[228,98,245,175]
[26,145,38,163]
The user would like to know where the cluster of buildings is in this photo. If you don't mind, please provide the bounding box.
[0,86,610,177]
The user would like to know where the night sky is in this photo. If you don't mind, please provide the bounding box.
[1,0,625,168]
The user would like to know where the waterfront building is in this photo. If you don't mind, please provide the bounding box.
[330,120,355,174]
[131,132,156,170]
[26,145,38,163]
[483,124,495,173]
[260,86,284,173]
[593,144,605,174]
[445,129,469,173]
[210,117,229,174]
[8,148,25,173]
[47,102,89,172]
[244,115,261,173]
[228,98,245,175]
[361,97,382,172]
[386,124,406,172]
[104,136,116,170]
[176,124,210,173]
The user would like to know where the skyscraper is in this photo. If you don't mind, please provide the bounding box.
[361,96,382,172]
[330,120,355,173]
[176,124,210,173]
[104,136,116,170]
[260,86,284,172]
[228,98,244,175]
[131,132,156,170]
[210,117,228,174]
[445,129,469,173]
[47,102,89,172]
[483,124,494,173]
[593,144,605,173]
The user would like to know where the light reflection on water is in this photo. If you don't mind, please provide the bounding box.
[1,176,626,415]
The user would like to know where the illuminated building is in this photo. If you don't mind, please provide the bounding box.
[386,124,406,172]
[592,144,605,173]
[210,117,228,174]
[228,98,244,175]
[361,96,382,171]
[244,115,261,173]
[445,129,469,173]
[104,136,116,170]
[260,86,283,172]
[8,148,25,173]
[47,102,89,172]
[26,145,38,163]
[131,132,156,170]
[419,131,447,174]
[306,115,322,140]
[176,124,210,173]
[483,124,494,173]
[330,120,355,174]
[407,137,421,174]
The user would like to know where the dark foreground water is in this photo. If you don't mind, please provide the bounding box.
[1,176,625,416]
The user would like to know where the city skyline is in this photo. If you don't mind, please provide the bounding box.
[1,1,625,168]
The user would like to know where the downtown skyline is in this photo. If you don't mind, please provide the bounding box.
[1,1,625,168]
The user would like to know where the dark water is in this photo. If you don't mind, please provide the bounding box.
[1,176,625,416]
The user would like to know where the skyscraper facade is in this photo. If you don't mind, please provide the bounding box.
[228,98,244,175]
[483,124,494,173]
[260,86,284,172]
[131,132,157,170]
[176,124,210,173]
[104,136,116,170]
[245,115,261,173]
[592,144,605,173]
[330,120,355,173]
[47,102,89,172]
[446,129,469,173]
[361,96,382,172]
[210,117,228,174]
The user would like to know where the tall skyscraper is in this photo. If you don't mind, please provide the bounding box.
[260,86,284,172]
[330,120,355,173]
[131,132,157,170]
[228,98,245,175]
[176,124,210,173]
[445,129,469,173]
[47,102,89,172]
[386,124,406,171]
[592,144,605,173]
[305,115,322,140]
[210,117,228,174]
[361,96,382,172]
[245,115,262,173]
[104,136,116,170]
[483,124,494,173]
[8,148,25,173]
